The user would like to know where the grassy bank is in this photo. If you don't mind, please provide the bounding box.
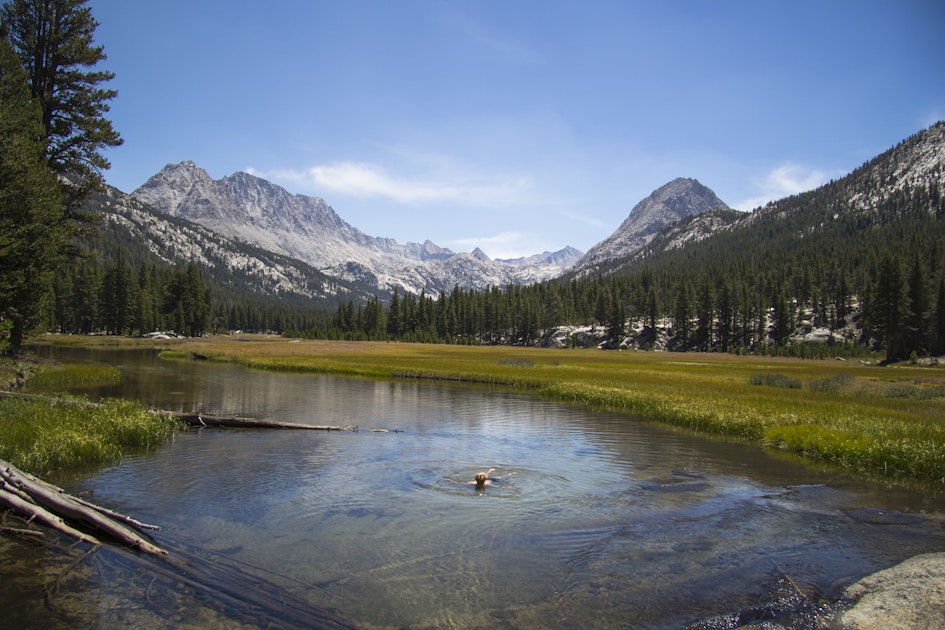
[152,335,945,483]
[27,335,945,482]
[0,357,183,475]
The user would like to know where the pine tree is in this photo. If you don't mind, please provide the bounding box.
[0,37,64,353]
[870,252,908,361]
[98,252,135,334]
[387,288,401,337]
[933,275,945,356]
[903,246,931,356]
[695,278,714,351]
[672,282,692,349]
[606,284,625,345]
[1,0,122,199]
[644,285,660,331]
[771,292,794,346]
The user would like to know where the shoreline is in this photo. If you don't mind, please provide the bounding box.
[25,334,945,485]
[7,337,945,626]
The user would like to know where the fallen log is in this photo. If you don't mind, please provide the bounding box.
[0,484,101,547]
[0,458,166,556]
[0,391,359,431]
[175,412,357,431]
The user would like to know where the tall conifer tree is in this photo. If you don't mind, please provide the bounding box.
[1,0,121,200]
[0,37,63,353]
[1,0,118,351]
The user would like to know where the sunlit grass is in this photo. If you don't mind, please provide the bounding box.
[34,335,945,482]
[0,397,183,476]
[25,362,122,391]
[2,354,181,475]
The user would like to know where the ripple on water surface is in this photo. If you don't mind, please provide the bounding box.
[39,348,945,629]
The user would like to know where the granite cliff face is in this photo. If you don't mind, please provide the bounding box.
[93,184,367,305]
[573,177,730,274]
[131,163,747,296]
[133,162,581,294]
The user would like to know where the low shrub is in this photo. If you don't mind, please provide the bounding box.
[748,373,802,389]
[808,373,854,393]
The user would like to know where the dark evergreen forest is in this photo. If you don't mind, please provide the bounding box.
[41,125,945,363]
[296,127,945,361]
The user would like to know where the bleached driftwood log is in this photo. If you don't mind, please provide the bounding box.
[175,412,357,431]
[0,391,359,431]
[0,458,166,556]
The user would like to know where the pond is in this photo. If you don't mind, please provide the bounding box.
[7,346,945,628]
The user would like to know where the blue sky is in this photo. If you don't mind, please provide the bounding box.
[90,1,945,259]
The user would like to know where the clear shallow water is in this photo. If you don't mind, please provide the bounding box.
[11,346,945,628]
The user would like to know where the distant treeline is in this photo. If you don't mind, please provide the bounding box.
[47,256,326,338]
[40,129,945,362]
[292,173,945,362]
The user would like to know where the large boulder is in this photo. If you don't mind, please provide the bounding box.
[840,552,945,629]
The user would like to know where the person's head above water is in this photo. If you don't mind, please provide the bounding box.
[474,472,488,487]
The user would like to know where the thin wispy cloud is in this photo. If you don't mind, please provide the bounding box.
[256,161,532,208]
[453,231,551,260]
[561,209,608,229]
[735,164,834,211]
[922,109,945,128]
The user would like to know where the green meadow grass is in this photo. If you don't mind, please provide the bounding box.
[1,357,182,475]
[29,335,945,482]
[154,336,945,483]
[25,362,122,390]
[0,396,183,476]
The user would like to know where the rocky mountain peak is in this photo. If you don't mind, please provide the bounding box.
[574,177,730,273]
[497,246,584,267]
[130,161,582,295]
[470,247,491,262]
[133,161,215,217]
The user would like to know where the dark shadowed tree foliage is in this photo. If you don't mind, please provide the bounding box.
[0,0,119,353]
[0,37,64,353]
[0,0,121,201]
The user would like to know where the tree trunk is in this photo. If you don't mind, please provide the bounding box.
[0,458,166,556]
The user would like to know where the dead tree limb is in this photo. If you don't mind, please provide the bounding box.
[0,459,166,556]
[174,412,357,431]
[0,484,101,547]
[0,391,359,431]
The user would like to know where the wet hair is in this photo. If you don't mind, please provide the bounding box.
[475,472,487,485]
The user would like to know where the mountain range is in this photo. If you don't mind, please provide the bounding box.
[89,122,945,320]
[131,162,583,296]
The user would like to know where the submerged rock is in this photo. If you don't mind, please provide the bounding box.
[840,552,945,629]
[843,507,926,525]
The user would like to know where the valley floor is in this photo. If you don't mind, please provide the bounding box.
[34,333,945,486]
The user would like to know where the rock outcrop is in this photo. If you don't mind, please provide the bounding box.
[840,552,945,629]
[573,177,730,274]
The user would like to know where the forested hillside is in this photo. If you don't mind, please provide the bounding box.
[46,186,342,336]
[32,122,945,361]
[308,123,945,361]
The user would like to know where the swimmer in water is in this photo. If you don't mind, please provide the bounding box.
[466,468,513,490]
[448,468,512,489]
[473,469,495,489]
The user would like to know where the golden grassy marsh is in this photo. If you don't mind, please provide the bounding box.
[30,335,945,482]
[1,357,183,475]
[0,396,183,476]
